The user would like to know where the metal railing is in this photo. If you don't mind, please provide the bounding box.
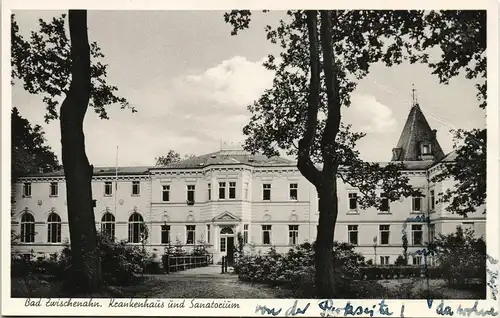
[162,254,213,274]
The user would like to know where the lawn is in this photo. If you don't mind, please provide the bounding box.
[11,274,298,299]
[11,275,485,299]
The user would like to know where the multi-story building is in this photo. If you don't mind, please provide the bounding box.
[11,102,486,264]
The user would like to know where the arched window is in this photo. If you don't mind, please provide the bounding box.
[220,227,234,235]
[128,213,145,243]
[47,213,61,243]
[101,213,115,238]
[20,213,35,243]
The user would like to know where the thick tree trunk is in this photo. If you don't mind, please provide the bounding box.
[60,10,101,293]
[315,177,339,297]
[299,10,342,298]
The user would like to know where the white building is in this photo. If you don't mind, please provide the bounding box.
[11,103,486,264]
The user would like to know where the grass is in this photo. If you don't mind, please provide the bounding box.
[11,275,126,298]
[11,274,298,299]
[11,274,486,299]
[377,278,486,299]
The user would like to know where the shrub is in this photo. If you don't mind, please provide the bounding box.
[11,232,151,287]
[11,252,35,277]
[60,232,149,286]
[143,256,162,274]
[234,241,365,296]
[191,240,209,256]
[360,266,439,280]
[431,226,486,286]
[394,255,407,266]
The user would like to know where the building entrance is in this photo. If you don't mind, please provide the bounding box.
[219,226,235,266]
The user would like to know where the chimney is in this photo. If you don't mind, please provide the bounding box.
[392,148,402,161]
[432,129,437,138]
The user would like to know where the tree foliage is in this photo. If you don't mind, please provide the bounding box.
[155,150,181,166]
[11,107,61,179]
[155,150,196,166]
[421,11,486,216]
[432,129,486,216]
[11,11,133,293]
[225,10,487,215]
[225,10,425,207]
[224,10,486,296]
[11,14,135,123]
[430,226,486,285]
[420,11,486,109]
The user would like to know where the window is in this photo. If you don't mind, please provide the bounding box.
[289,183,298,200]
[128,213,145,243]
[50,182,58,196]
[263,184,271,201]
[422,143,431,155]
[412,225,423,245]
[20,213,35,243]
[430,190,435,211]
[412,255,423,265]
[186,225,196,244]
[207,183,211,201]
[380,256,390,265]
[380,193,389,212]
[243,224,249,244]
[229,182,236,199]
[262,225,271,245]
[244,183,249,200]
[161,224,170,244]
[132,181,140,195]
[104,182,113,196]
[412,196,422,212]
[207,225,211,244]
[379,225,390,245]
[162,185,170,202]
[429,224,435,243]
[220,237,226,252]
[47,213,61,243]
[187,185,195,203]
[348,225,358,245]
[348,193,358,210]
[429,256,436,266]
[289,225,299,245]
[23,183,31,197]
[219,182,226,199]
[101,213,115,238]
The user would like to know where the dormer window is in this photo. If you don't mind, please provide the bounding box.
[421,143,432,155]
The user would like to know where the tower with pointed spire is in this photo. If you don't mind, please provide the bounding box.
[391,86,445,162]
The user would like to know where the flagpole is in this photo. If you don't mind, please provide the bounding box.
[114,145,118,216]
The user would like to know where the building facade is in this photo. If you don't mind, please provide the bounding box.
[11,103,486,264]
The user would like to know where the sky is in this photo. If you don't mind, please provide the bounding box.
[11,10,486,167]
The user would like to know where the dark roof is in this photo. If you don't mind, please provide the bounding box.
[378,161,435,170]
[19,151,296,178]
[21,166,150,178]
[440,150,458,162]
[391,104,445,162]
[155,150,296,169]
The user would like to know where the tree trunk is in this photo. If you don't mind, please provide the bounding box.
[299,10,342,298]
[315,177,339,298]
[60,10,101,293]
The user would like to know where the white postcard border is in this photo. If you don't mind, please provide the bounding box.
[2,0,498,316]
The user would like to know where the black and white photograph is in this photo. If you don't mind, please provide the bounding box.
[3,2,498,316]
